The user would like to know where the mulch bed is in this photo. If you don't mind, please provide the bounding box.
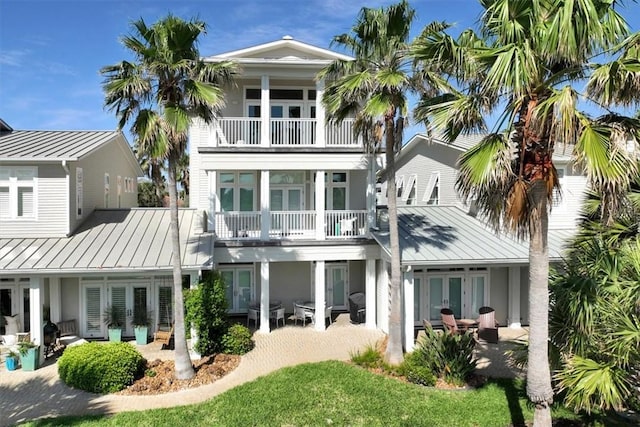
[117,353,240,395]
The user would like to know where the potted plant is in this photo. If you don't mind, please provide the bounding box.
[17,340,40,371]
[4,350,19,371]
[103,305,124,342]
[132,308,152,345]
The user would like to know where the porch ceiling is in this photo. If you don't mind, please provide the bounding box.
[0,208,214,274]
[372,205,574,266]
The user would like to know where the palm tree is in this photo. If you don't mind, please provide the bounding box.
[412,1,639,424]
[319,0,431,365]
[101,15,235,379]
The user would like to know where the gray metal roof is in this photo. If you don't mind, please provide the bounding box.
[0,208,214,274]
[372,205,573,266]
[0,130,123,161]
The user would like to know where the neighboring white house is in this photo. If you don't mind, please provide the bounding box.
[0,122,214,358]
[374,133,585,350]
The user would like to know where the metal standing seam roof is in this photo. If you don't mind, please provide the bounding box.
[0,208,214,274]
[372,205,573,266]
[0,130,122,161]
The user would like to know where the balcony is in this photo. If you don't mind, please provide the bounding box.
[213,210,369,241]
[212,118,360,147]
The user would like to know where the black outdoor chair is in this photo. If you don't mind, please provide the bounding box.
[348,292,366,324]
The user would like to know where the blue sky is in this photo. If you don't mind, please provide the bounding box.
[1,0,639,138]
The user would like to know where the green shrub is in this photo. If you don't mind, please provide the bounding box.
[58,342,145,393]
[401,350,437,386]
[350,344,382,368]
[415,327,477,386]
[222,324,254,355]
[185,270,229,355]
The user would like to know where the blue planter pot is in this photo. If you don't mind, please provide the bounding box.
[108,328,122,342]
[5,356,18,371]
[134,326,148,345]
[20,347,40,371]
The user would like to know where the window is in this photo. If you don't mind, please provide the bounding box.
[117,176,122,208]
[325,172,348,210]
[395,175,404,198]
[402,174,417,204]
[423,171,440,205]
[0,166,37,219]
[104,173,110,208]
[76,167,83,218]
[219,172,256,211]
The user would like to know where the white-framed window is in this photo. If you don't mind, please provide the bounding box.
[402,174,417,204]
[104,173,110,207]
[76,167,83,218]
[423,171,440,205]
[0,166,37,219]
[117,176,122,207]
[395,175,404,198]
[326,171,348,210]
[219,171,256,211]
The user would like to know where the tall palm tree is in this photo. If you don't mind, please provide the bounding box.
[319,0,431,365]
[101,15,235,379]
[412,1,639,424]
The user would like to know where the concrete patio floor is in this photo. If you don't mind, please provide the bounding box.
[0,315,528,426]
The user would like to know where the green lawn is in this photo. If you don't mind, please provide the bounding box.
[24,361,628,427]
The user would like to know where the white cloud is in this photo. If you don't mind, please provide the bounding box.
[0,49,30,66]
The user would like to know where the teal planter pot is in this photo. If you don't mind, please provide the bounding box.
[20,347,40,371]
[134,326,148,345]
[5,356,18,371]
[108,328,122,342]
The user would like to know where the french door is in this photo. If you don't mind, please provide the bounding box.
[326,264,348,310]
[107,282,150,336]
[271,104,303,145]
[220,267,253,313]
[414,272,488,326]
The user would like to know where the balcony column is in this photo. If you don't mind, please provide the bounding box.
[29,277,44,364]
[208,171,218,233]
[365,259,376,329]
[259,261,270,333]
[403,268,415,352]
[366,154,376,232]
[315,79,325,147]
[508,266,522,328]
[261,170,270,241]
[315,170,326,240]
[314,261,326,331]
[261,75,270,147]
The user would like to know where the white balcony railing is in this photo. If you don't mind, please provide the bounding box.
[213,209,368,241]
[212,118,359,147]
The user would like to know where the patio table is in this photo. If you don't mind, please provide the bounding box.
[456,318,478,332]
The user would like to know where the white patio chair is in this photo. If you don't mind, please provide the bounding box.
[324,306,333,325]
[270,307,286,328]
[247,308,259,328]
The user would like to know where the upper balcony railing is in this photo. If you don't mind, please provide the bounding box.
[213,118,360,147]
[213,209,368,241]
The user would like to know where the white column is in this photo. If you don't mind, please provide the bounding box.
[261,170,270,240]
[261,75,270,147]
[314,260,326,331]
[208,171,218,232]
[315,79,325,147]
[259,261,270,333]
[189,272,201,358]
[49,277,61,323]
[29,277,44,364]
[366,154,376,232]
[365,259,376,329]
[403,268,415,352]
[315,170,326,240]
[508,266,522,328]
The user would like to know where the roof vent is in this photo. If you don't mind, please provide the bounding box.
[282,35,293,40]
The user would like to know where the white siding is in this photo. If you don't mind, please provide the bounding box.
[0,163,67,238]
[549,163,587,229]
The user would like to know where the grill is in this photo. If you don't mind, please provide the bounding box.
[43,320,59,358]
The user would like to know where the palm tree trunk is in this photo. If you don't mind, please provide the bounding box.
[527,181,553,426]
[167,156,195,380]
[384,117,404,366]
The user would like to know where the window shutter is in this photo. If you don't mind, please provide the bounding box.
[85,287,102,334]
[158,286,173,326]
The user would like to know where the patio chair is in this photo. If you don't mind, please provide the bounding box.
[476,306,499,343]
[440,308,459,334]
[293,303,314,326]
[247,308,259,328]
[270,307,285,328]
[324,306,333,325]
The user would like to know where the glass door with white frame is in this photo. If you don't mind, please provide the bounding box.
[326,264,348,310]
[221,267,253,313]
[82,284,104,338]
[426,274,464,322]
[107,282,150,337]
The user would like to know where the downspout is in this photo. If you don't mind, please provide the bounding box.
[62,160,70,236]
